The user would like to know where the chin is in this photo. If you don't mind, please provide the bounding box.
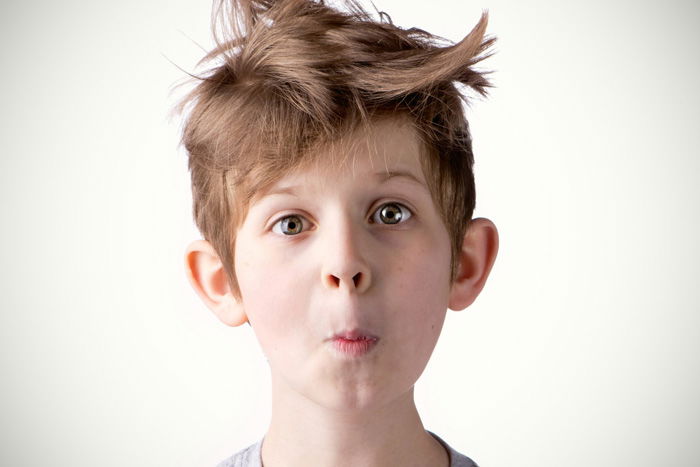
[308,377,407,413]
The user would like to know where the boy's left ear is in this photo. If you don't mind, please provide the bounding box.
[448,218,499,311]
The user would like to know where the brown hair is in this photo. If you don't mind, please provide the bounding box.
[176,0,496,300]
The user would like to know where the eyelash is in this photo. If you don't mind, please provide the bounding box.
[270,202,414,236]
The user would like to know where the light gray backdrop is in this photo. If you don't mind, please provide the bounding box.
[1,0,698,466]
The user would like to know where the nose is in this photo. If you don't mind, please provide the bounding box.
[320,218,372,294]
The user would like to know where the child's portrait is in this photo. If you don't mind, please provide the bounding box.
[1,0,698,466]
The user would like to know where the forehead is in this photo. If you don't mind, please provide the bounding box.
[251,116,428,202]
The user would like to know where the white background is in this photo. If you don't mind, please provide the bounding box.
[1,0,698,466]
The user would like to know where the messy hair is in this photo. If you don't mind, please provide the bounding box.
[176,0,496,300]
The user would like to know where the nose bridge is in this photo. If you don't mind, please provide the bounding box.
[320,208,371,293]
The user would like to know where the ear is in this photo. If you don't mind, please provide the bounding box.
[184,240,248,327]
[448,218,499,311]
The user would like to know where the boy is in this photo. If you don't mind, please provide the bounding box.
[179,0,499,465]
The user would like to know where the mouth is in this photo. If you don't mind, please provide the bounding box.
[328,329,379,358]
[331,328,379,341]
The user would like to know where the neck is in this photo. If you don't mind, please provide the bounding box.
[261,375,449,467]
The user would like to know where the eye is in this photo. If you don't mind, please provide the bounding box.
[371,202,412,225]
[271,214,307,236]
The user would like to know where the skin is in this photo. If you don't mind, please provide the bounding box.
[185,117,499,467]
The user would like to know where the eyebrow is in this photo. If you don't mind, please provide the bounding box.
[376,170,427,187]
[258,170,428,200]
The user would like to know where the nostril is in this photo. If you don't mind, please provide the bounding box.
[352,272,361,287]
[326,273,363,289]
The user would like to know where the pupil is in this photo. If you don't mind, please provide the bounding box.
[381,204,401,224]
[283,217,301,235]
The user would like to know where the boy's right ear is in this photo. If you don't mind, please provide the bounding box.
[184,240,248,327]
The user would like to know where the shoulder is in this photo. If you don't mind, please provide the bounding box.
[427,431,480,467]
[215,438,263,467]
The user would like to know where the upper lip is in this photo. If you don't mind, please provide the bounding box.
[331,329,379,341]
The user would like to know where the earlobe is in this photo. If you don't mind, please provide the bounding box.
[184,240,248,327]
[448,218,499,312]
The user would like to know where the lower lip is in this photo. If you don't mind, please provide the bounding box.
[330,337,378,357]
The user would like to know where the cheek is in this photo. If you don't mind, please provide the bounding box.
[390,235,452,336]
[401,230,451,294]
[235,249,308,355]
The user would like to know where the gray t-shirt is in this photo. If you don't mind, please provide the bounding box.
[216,430,478,467]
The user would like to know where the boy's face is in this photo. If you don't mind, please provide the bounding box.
[234,117,455,410]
